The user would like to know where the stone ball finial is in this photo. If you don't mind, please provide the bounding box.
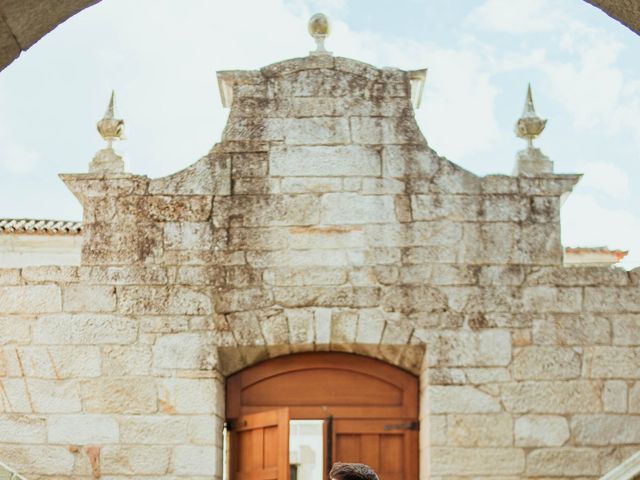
[90,90,125,174]
[97,90,125,146]
[308,13,331,56]
[513,84,553,175]
[515,84,547,149]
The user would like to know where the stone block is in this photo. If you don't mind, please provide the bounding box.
[282,117,350,145]
[382,285,448,314]
[612,314,640,345]
[259,310,289,346]
[164,222,214,250]
[281,177,343,193]
[382,145,439,178]
[3,346,100,378]
[525,265,629,286]
[428,386,501,413]
[63,285,116,312]
[365,221,462,248]
[286,309,315,346]
[33,314,137,345]
[119,415,189,444]
[355,309,385,344]
[0,415,46,443]
[572,414,640,445]
[511,346,581,380]
[288,225,366,250]
[321,193,396,224]
[21,265,79,283]
[172,445,218,475]
[0,269,20,285]
[464,367,511,384]
[0,285,61,313]
[79,378,157,414]
[314,308,332,345]
[119,285,213,315]
[215,288,273,313]
[514,415,569,447]
[478,265,526,286]
[0,445,74,475]
[429,447,525,476]
[0,318,30,344]
[102,345,152,376]
[526,448,602,476]
[28,379,81,413]
[447,414,513,446]
[153,333,214,370]
[603,380,628,413]
[331,311,358,344]
[351,117,420,144]
[533,314,611,345]
[159,378,222,414]
[226,311,265,345]
[273,286,380,309]
[583,286,640,313]
[189,415,222,445]
[583,346,640,378]
[100,445,172,475]
[214,194,320,227]
[424,330,512,367]
[459,222,518,265]
[270,145,380,176]
[149,154,230,195]
[521,286,582,313]
[481,195,529,222]
[79,265,168,285]
[501,381,601,413]
[399,264,478,286]
[48,414,119,444]
[264,267,347,286]
[630,382,640,413]
[411,194,480,221]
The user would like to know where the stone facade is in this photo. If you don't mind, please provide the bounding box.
[0,54,639,479]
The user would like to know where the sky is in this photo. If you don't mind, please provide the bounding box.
[0,0,638,269]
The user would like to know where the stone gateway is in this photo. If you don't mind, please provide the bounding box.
[0,20,639,480]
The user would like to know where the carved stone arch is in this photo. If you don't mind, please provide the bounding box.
[216,343,426,377]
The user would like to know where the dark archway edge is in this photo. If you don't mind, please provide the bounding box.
[0,0,638,74]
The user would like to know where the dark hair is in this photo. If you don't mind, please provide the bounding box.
[329,462,379,480]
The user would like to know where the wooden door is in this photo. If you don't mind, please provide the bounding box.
[229,408,290,480]
[227,353,419,479]
[332,419,418,480]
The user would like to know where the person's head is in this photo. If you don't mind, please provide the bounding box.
[329,462,379,480]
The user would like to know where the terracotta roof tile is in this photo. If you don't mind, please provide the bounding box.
[0,218,82,235]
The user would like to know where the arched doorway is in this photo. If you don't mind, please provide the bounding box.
[226,352,419,480]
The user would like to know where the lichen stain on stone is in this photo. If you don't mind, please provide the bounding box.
[289,226,361,235]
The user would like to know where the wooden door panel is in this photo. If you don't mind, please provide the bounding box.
[333,419,418,480]
[230,408,289,480]
[227,353,418,419]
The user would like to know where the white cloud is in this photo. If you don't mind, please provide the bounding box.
[579,161,631,199]
[466,0,566,34]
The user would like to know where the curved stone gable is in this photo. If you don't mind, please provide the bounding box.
[0,52,639,479]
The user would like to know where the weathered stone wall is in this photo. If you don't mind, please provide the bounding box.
[1,56,639,479]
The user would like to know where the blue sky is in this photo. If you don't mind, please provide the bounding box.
[0,0,638,268]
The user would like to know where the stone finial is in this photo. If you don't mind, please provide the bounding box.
[513,84,553,176]
[308,13,331,56]
[90,91,125,174]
